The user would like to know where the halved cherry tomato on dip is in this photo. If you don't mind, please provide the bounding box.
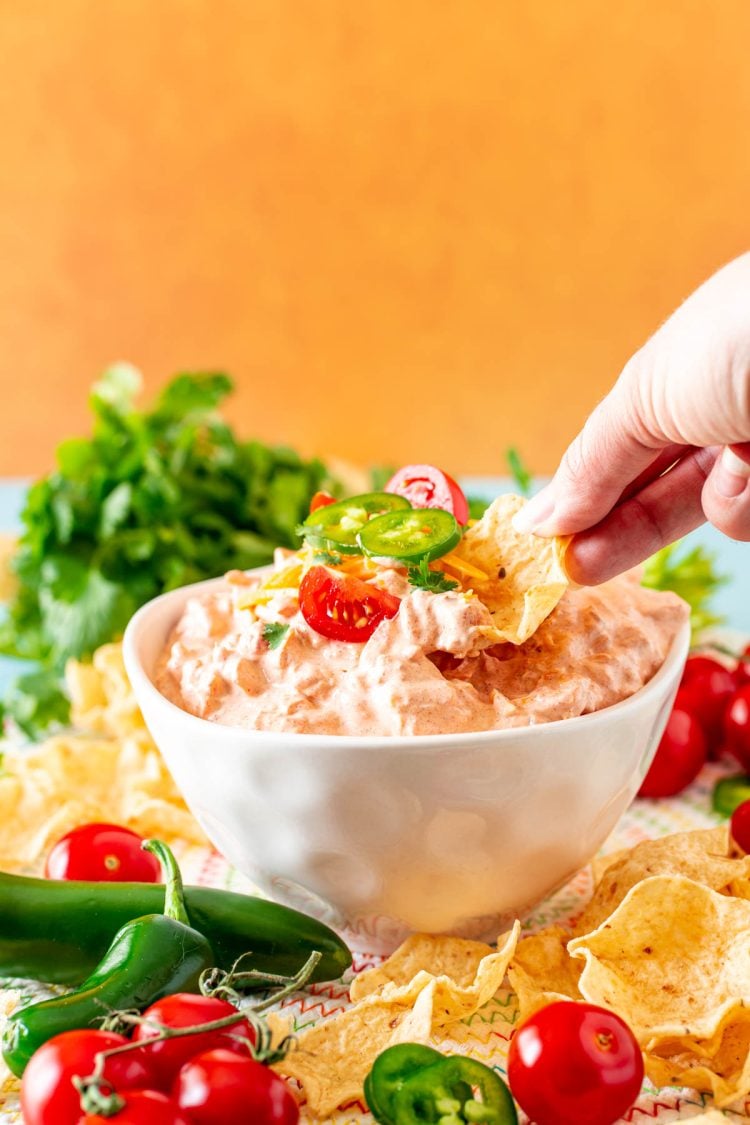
[302,492,410,554]
[132,993,258,1090]
[385,464,469,525]
[81,1090,191,1125]
[45,824,161,883]
[309,490,336,513]
[299,566,400,642]
[358,508,461,563]
[20,1029,153,1125]
[507,1000,643,1125]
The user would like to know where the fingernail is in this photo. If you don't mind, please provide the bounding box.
[714,446,750,499]
[512,489,556,534]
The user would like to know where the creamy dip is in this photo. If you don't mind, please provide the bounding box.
[156,565,688,736]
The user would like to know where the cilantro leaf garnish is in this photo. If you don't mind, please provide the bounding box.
[1,367,339,734]
[506,447,533,496]
[642,540,727,639]
[262,623,291,650]
[312,550,342,566]
[407,557,459,593]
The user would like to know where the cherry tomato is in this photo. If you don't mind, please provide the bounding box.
[507,1000,644,1125]
[21,1030,153,1125]
[730,799,750,854]
[735,645,750,688]
[725,685,750,771]
[385,464,470,525]
[675,663,735,746]
[309,490,336,513]
[299,565,400,642]
[638,708,707,798]
[173,1049,299,1125]
[681,653,728,683]
[45,823,161,883]
[81,1089,191,1125]
[133,993,257,1090]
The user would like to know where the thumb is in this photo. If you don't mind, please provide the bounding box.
[702,444,750,541]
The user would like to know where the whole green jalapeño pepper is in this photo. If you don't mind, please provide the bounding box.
[2,840,214,1077]
[366,1044,518,1125]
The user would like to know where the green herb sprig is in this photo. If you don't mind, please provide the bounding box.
[406,557,458,593]
[642,540,727,639]
[262,623,290,650]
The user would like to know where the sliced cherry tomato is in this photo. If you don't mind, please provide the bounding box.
[385,464,469,525]
[81,1089,191,1125]
[20,1030,153,1125]
[731,799,750,854]
[299,566,400,642]
[309,490,336,513]
[173,1049,299,1125]
[302,492,410,554]
[638,708,707,798]
[724,685,750,771]
[358,508,461,563]
[132,993,257,1091]
[507,1000,643,1125]
[45,823,161,883]
[676,662,735,747]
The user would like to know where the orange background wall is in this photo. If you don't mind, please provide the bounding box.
[1,1,749,477]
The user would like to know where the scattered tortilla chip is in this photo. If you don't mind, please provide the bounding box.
[276,924,519,1114]
[644,1011,750,1109]
[569,875,750,1043]
[350,933,497,1001]
[273,977,436,1116]
[573,826,750,935]
[507,925,582,1022]
[451,494,568,645]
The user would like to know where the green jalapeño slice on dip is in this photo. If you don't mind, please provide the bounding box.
[358,508,461,563]
[301,492,411,554]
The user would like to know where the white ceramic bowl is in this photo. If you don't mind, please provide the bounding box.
[123,575,690,953]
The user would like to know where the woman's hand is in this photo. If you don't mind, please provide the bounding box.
[514,253,750,584]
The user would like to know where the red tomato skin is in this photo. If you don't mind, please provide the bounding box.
[676,665,736,747]
[638,709,707,798]
[132,994,257,1090]
[299,566,400,643]
[309,491,336,513]
[80,1088,191,1125]
[725,686,750,771]
[45,823,161,883]
[507,1001,644,1125]
[21,1030,153,1125]
[173,1049,299,1125]
[731,799,750,854]
[385,464,470,524]
[681,654,728,683]
[735,646,750,687]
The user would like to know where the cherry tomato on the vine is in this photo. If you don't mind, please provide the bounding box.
[173,1049,299,1125]
[725,685,750,771]
[21,1030,153,1125]
[385,464,470,525]
[81,1088,191,1125]
[681,654,728,683]
[638,708,707,798]
[299,566,400,643]
[133,993,257,1090]
[45,823,161,883]
[507,1000,644,1125]
[735,645,750,687]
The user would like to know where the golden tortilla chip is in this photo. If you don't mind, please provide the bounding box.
[573,826,750,936]
[350,933,496,1001]
[276,924,519,1114]
[272,977,436,1116]
[451,494,568,645]
[569,875,750,1043]
[507,925,582,1023]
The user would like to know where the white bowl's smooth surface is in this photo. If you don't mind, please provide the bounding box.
[124,574,690,952]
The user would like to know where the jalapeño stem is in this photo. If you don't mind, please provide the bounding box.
[142,839,189,925]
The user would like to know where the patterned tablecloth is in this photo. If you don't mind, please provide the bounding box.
[0,759,746,1125]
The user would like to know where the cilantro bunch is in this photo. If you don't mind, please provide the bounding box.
[0,366,336,736]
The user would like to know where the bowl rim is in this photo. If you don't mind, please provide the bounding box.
[123,571,691,751]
